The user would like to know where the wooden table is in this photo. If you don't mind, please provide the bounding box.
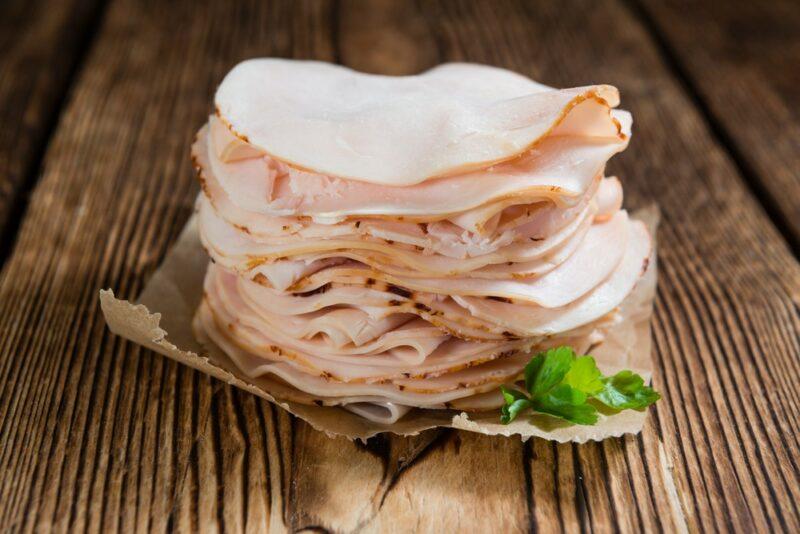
[1,0,798,531]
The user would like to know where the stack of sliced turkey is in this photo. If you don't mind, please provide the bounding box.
[192,60,652,425]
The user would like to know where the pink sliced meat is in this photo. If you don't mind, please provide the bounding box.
[196,124,617,260]
[285,212,630,307]
[214,61,627,185]
[453,220,652,335]
[205,114,630,220]
[189,60,652,422]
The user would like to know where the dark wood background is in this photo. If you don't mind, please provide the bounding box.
[0,0,798,532]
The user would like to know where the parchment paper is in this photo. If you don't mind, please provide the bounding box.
[100,208,658,442]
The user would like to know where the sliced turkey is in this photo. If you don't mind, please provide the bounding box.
[191,60,652,425]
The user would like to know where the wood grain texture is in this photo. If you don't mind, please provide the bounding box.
[636,0,800,248]
[0,0,797,532]
[0,0,104,247]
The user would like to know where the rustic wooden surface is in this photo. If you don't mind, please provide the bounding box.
[638,0,800,250]
[0,0,798,532]
[0,0,104,253]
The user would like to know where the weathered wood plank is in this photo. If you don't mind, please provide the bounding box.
[0,0,105,253]
[636,0,800,248]
[0,0,798,532]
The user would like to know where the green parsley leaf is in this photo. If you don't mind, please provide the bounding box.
[499,346,660,426]
[499,386,532,424]
[500,385,528,404]
[522,354,544,393]
[595,370,661,410]
[500,385,535,423]
[563,355,604,395]
[534,384,599,425]
[525,346,574,396]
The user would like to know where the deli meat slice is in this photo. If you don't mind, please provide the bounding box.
[205,112,631,220]
[191,60,653,424]
[215,61,627,185]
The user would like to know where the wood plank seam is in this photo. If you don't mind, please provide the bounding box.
[624,0,800,256]
[161,377,226,531]
[0,0,110,271]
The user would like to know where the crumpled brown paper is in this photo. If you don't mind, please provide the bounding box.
[100,208,658,442]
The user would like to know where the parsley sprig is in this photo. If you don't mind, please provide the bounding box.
[500,346,660,425]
